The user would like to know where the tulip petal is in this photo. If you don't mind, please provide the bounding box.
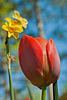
[35,37,51,84]
[19,35,44,87]
[46,38,60,83]
[35,37,49,72]
[35,37,48,53]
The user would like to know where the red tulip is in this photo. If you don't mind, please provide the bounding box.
[24,99,30,100]
[19,35,60,87]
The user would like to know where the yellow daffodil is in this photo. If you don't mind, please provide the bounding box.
[12,10,28,28]
[2,22,23,39]
[2,10,28,39]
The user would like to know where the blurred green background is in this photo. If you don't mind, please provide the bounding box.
[0,0,67,100]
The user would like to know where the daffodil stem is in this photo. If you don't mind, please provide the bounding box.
[53,81,59,100]
[5,36,9,55]
[5,35,14,100]
[41,84,46,100]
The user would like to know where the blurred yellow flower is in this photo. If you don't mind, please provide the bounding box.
[2,22,23,39]
[2,10,28,39]
[5,17,22,27]
[12,10,28,29]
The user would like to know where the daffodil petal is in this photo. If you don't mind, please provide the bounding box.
[22,18,28,24]
[20,19,28,28]
[8,32,13,38]
[12,15,18,20]
[5,17,11,22]
[2,25,8,31]
[22,24,27,29]
[5,22,8,26]
[12,10,20,20]
[15,26,23,32]
[13,32,19,39]
[14,10,20,16]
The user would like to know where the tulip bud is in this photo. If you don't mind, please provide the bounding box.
[24,99,30,100]
[19,35,60,87]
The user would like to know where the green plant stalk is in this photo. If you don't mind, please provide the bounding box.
[41,84,46,100]
[27,85,33,100]
[5,35,14,100]
[53,81,59,100]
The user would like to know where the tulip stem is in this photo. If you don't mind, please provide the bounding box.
[5,35,14,100]
[41,84,46,100]
[53,81,59,100]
